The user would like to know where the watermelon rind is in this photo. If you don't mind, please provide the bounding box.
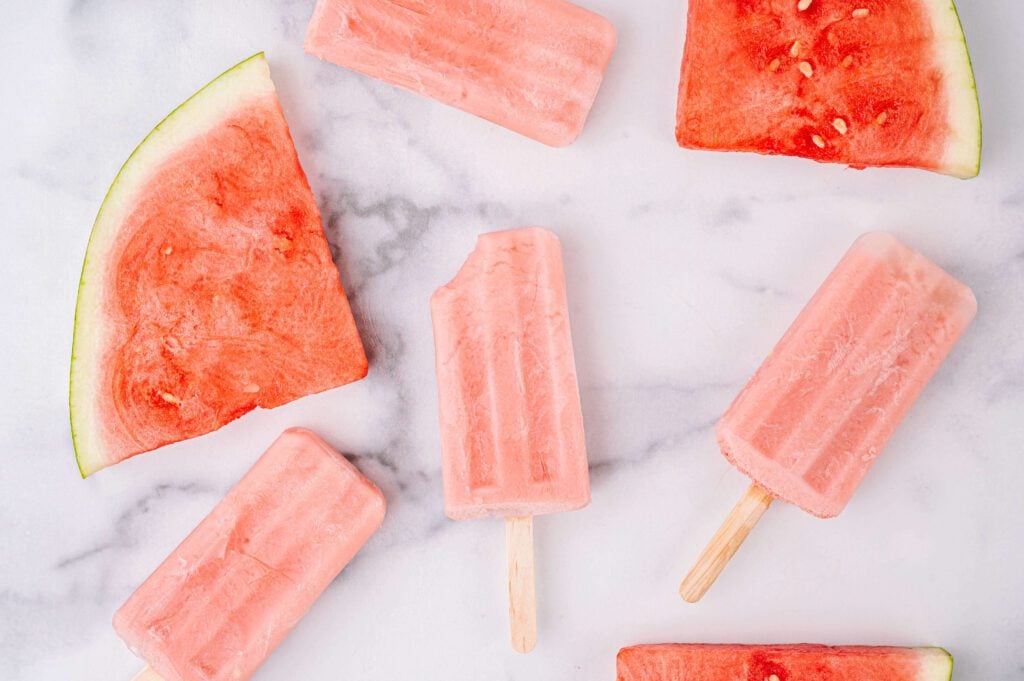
[69,53,275,478]
[929,0,982,178]
[917,646,954,681]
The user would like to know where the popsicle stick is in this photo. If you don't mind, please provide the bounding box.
[132,667,165,681]
[505,515,537,653]
[679,483,774,603]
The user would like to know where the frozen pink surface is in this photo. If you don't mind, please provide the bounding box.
[431,228,589,520]
[304,0,616,146]
[718,233,976,518]
[113,428,386,681]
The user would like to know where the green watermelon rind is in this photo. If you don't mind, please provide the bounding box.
[916,646,954,680]
[69,53,275,478]
[930,0,982,178]
[677,0,981,178]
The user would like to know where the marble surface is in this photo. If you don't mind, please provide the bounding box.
[2,0,1023,679]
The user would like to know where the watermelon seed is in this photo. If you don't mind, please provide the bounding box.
[841,55,854,68]
[832,118,848,135]
[768,58,781,72]
[812,134,826,148]
[875,111,888,125]
[798,61,813,78]
[789,41,800,57]
[243,384,261,393]
[852,7,870,18]
[797,0,812,11]
[163,336,182,353]
[161,244,173,256]
[159,392,182,406]
[769,676,781,681]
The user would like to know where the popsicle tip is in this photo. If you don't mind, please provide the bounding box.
[131,666,167,681]
[511,632,537,654]
[678,576,706,604]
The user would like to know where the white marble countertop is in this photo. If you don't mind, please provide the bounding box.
[3,1,1023,679]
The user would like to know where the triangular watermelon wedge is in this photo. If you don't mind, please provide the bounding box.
[70,53,367,477]
[676,0,981,178]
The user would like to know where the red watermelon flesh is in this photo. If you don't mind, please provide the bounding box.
[676,0,981,177]
[70,54,367,476]
[617,644,953,681]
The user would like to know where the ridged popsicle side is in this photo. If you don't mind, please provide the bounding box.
[113,429,386,681]
[304,0,616,146]
[717,233,976,518]
[431,228,589,520]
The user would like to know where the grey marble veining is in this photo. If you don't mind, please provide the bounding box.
[2,0,1023,679]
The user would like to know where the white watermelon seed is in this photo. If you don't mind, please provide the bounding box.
[798,61,814,78]
[768,58,781,72]
[769,676,781,681]
[797,0,812,11]
[243,384,260,393]
[875,111,888,125]
[160,392,182,405]
[812,134,826,148]
[790,40,800,57]
[161,244,173,255]
[852,8,870,18]
[841,55,854,68]
[833,118,848,134]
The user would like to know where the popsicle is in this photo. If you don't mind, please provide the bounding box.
[680,233,976,602]
[430,227,589,652]
[114,428,386,681]
[617,644,954,681]
[304,0,616,147]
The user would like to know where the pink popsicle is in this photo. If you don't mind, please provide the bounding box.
[304,0,616,147]
[431,227,589,519]
[719,232,977,518]
[114,428,386,681]
[680,233,975,602]
[430,227,588,651]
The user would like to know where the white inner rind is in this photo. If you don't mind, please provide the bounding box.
[925,0,982,178]
[70,53,275,476]
[916,647,954,681]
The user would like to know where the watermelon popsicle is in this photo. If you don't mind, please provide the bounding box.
[430,228,589,652]
[617,644,954,680]
[680,233,976,603]
[114,429,386,681]
[304,0,616,146]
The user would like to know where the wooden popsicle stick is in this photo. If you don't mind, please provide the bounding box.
[679,483,774,603]
[132,667,165,681]
[505,515,537,653]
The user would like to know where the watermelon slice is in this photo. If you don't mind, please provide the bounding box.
[617,644,953,681]
[70,53,367,477]
[676,0,981,178]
